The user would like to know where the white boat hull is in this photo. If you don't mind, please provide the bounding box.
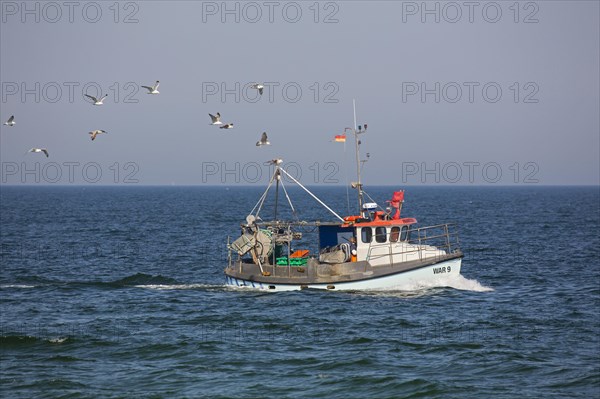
[225,257,462,292]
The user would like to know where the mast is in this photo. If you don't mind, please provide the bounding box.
[353,100,363,213]
[350,99,367,214]
[274,169,280,220]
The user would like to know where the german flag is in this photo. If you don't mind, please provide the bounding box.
[334,135,346,143]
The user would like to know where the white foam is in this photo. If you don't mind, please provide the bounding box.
[48,337,68,343]
[0,284,35,289]
[133,284,219,290]
[357,274,493,296]
[444,274,494,292]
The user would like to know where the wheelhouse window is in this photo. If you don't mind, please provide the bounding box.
[361,227,372,243]
[390,226,400,242]
[400,226,409,241]
[375,227,387,243]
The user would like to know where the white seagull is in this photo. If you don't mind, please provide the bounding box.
[220,123,234,129]
[26,148,49,157]
[142,80,160,94]
[85,94,108,105]
[209,113,223,125]
[256,132,270,146]
[4,115,15,126]
[251,83,264,95]
[89,129,108,141]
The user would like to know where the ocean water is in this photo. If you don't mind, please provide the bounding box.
[0,185,598,398]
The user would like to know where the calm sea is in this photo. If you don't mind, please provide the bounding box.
[1,186,598,398]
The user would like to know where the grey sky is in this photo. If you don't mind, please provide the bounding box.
[1,1,598,185]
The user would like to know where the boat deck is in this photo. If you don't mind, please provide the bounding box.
[225,251,463,285]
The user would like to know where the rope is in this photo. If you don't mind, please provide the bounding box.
[279,178,299,221]
[252,169,277,218]
[279,167,344,222]
[363,189,387,212]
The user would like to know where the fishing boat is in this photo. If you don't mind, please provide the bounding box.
[224,107,463,292]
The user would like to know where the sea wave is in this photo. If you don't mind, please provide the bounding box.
[110,273,180,287]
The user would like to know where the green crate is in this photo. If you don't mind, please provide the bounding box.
[289,257,308,266]
[276,257,308,266]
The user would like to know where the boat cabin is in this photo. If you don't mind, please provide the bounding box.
[317,196,418,264]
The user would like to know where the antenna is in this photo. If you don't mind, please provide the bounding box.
[360,152,370,172]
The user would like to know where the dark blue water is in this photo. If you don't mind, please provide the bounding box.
[1,185,599,398]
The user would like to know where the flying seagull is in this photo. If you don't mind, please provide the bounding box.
[85,94,108,105]
[256,132,270,146]
[220,123,234,129]
[209,113,223,125]
[26,148,49,157]
[4,115,15,126]
[89,129,108,141]
[251,83,264,95]
[142,80,160,94]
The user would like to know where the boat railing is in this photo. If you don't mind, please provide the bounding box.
[365,223,461,264]
[228,222,461,272]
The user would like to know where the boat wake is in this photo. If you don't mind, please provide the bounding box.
[357,274,493,296]
[443,274,493,292]
[134,284,223,290]
[0,284,36,289]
